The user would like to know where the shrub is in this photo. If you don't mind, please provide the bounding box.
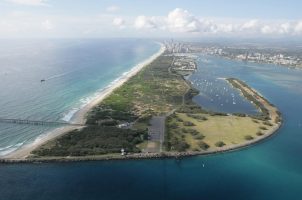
[260,126,268,130]
[176,117,184,122]
[194,135,205,140]
[256,131,264,136]
[187,129,199,135]
[244,135,254,140]
[169,137,190,152]
[215,141,225,147]
[186,114,208,120]
[198,141,210,150]
[263,121,273,126]
[181,128,188,133]
[275,117,282,123]
[175,141,190,152]
[169,122,179,129]
[137,114,152,123]
[183,121,195,126]
[233,113,247,117]
[192,148,200,152]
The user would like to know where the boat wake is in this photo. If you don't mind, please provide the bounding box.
[45,69,80,81]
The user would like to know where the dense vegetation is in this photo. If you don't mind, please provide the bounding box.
[227,78,271,121]
[87,55,188,126]
[33,127,147,157]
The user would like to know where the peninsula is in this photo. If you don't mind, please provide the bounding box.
[2,43,282,162]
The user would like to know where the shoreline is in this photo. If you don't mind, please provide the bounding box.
[2,48,282,162]
[3,43,166,160]
[15,76,281,163]
[0,124,281,164]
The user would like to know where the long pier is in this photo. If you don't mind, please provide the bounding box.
[0,118,84,127]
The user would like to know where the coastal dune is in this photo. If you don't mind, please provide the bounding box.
[4,44,166,160]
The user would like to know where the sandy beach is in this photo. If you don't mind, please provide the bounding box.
[4,43,166,160]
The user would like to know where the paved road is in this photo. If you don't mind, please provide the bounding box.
[147,116,166,153]
[145,56,189,153]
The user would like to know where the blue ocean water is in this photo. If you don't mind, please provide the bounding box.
[188,56,260,114]
[0,39,161,156]
[1,46,302,200]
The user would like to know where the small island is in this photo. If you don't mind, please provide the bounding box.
[22,48,282,162]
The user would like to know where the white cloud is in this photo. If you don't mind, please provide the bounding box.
[279,23,292,34]
[241,19,260,31]
[41,19,54,30]
[166,8,202,32]
[294,21,302,34]
[106,5,120,12]
[0,11,123,38]
[261,25,276,34]
[132,8,302,37]
[199,19,218,33]
[113,17,126,29]
[217,23,235,33]
[134,9,217,33]
[0,19,20,34]
[0,6,302,38]
[5,0,48,6]
[134,16,158,29]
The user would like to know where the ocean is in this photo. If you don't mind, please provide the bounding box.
[0,39,161,156]
[1,41,302,200]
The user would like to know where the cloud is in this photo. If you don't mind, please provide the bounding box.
[0,10,125,38]
[241,19,259,30]
[132,8,302,36]
[0,19,20,34]
[134,16,158,29]
[5,0,48,6]
[294,21,302,34]
[133,8,214,33]
[1,6,302,38]
[166,8,202,32]
[106,5,120,12]
[113,17,126,29]
[217,23,235,33]
[279,23,292,34]
[41,19,54,30]
[261,25,274,34]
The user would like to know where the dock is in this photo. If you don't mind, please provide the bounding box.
[0,118,84,127]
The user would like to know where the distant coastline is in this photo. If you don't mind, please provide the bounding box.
[3,43,166,160]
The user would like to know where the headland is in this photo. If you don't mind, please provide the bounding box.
[2,42,282,163]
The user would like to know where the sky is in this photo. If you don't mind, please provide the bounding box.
[0,0,302,38]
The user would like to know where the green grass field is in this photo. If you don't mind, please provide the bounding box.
[166,113,271,152]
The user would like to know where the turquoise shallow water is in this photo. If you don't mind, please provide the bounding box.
[0,39,160,156]
[1,46,302,200]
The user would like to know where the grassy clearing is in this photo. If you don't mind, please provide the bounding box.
[166,113,271,152]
